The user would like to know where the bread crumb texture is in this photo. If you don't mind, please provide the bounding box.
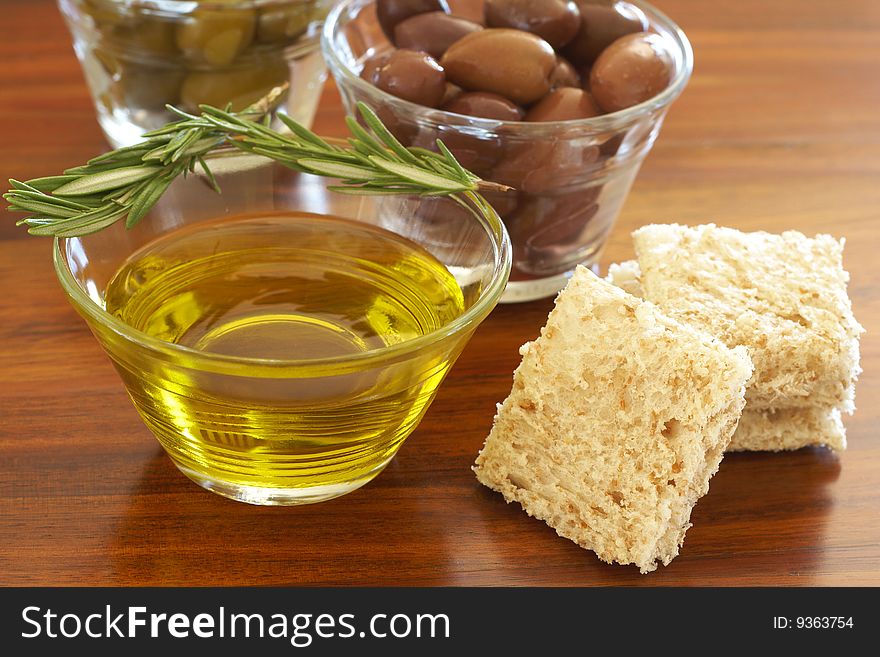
[730,406,845,452]
[606,260,644,297]
[606,256,853,452]
[632,224,863,411]
[473,267,753,573]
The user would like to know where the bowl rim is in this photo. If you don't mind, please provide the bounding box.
[52,152,512,377]
[321,0,694,132]
[59,0,327,63]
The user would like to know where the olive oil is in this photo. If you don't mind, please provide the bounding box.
[104,212,466,504]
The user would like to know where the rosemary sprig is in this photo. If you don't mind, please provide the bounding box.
[4,87,507,238]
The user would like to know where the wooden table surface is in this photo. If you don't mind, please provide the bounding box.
[1,0,878,586]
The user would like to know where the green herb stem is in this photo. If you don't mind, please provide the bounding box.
[4,87,509,238]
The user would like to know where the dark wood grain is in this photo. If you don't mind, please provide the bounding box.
[1,0,878,586]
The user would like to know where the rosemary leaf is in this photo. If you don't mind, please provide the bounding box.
[297,159,390,181]
[12,175,81,192]
[169,130,204,163]
[141,145,174,162]
[326,186,418,196]
[181,137,224,158]
[199,113,256,135]
[27,205,126,236]
[356,102,419,165]
[197,156,221,194]
[86,143,153,164]
[5,189,93,211]
[418,156,460,179]
[368,157,470,191]
[54,165,164,196]
[126,175,176,229]
[54,212,127,237]
[156,105,201,125]
[406,147,443,160]
[17,216,52,226]
[436,140,473,182]
[4,197,80,218]
[276,112,337,151]
[344,117,390,157]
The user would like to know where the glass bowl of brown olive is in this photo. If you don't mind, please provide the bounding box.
[323,0,693,302]
[59,0,333,147]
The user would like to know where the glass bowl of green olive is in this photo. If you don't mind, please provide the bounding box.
[59,0,333,147]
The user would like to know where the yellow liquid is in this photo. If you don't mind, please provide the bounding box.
[103,212,466,503]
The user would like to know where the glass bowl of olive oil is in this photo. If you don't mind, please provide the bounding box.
[53,151,511,505]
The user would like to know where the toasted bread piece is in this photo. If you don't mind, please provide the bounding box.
[730,406,845,452]
[474,267,753,573]
[607,257,853,453]
[606,259,643,296]
[632,224,863,411]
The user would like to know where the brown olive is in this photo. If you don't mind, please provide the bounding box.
[360,51,393,85]
[508,188,602,276]
[441,82,464,105]
[393,11,482,59]
[480,188,520,218]
[589,32,673,113]
[441,29,555,105]
[432,127,503,176]
[376,0,448,40]
[563,2,647,67]
[490,139,599,193]
[374,49,447,107]
[445,0,486,25]
[444,92,524,121]
[549,56,581,89]
[598,131,625,156]
[180,59,289,112]
[525,87,600,121]
[176,5,257,67]
[484,0,580,50]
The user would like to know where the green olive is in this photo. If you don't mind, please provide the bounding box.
[118,63,185,110]
[98,91,115,114]
[92,46,121,78]
[176,4,257,67]
[112,17,178,59]
[257,2,314,44]
[310,0,334,22]
[180,59,289,112]
[83,0,131,28]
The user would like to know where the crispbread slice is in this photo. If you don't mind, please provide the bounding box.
[730,406,845,452]
[632,224,863,411]
[474,267,753,573]
[607,258,854,453]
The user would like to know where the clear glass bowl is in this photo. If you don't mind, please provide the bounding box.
[59,0,333,147]
[53,152,511,505]
[322,0,693,302]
